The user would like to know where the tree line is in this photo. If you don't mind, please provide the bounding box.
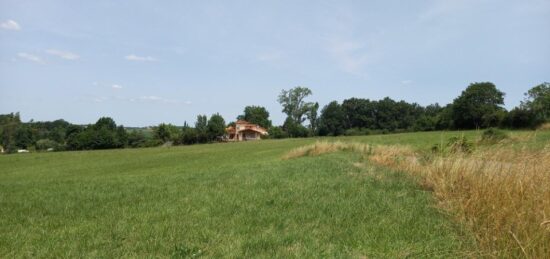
[1,82,548,153]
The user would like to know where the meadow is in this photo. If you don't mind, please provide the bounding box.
[1,130,548,257]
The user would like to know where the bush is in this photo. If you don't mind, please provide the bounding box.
[446,135,473,154]
[267,126,288,139]
[344,128,370,136]
[480,128,508,143]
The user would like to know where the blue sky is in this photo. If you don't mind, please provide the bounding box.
[1,0,549,126]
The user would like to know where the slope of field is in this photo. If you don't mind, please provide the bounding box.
[1,130,546,257]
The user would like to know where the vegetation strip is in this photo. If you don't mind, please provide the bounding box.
[283,138,550,258]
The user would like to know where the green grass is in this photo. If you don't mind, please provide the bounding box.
[1,130,548,257]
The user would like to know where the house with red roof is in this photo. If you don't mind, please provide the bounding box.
[225,120,268,141]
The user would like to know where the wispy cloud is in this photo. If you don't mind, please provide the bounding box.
[46,49,80,60]
[111,84,123,89]
[1,20,21,30]
[125,54,157,62]
[326,38,368,76]
[17,52,44,64]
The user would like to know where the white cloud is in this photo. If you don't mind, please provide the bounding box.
[326,38,368,76]
[111,84,123,89]
[46,49,80,60]
[17,52,44,64]
[125,54,157,62]
[1,20,21,30]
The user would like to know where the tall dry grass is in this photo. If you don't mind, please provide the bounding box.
[284,141,550,257]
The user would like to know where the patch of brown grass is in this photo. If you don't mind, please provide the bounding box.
[283,141,550,257]
[538,122,550,131]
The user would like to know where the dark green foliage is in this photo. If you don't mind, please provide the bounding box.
[127,131,148,148]
[195,115,208,143]
[238,106,272,129]
[480,128,507,144]
[318,101,346,136]
[451,82,505,129]
[522,82,550,124]
[207,113,226,141]
[343,128,371,136]
[66,117,128,150]
[0,113,21,153]
[305,102,319,135]
[282,117,309,138]
[180,126,198,145]
[267,126,288,139]
[155,123,180,143]
[14,124,34,149]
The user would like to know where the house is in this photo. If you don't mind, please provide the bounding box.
[225,120,268,141]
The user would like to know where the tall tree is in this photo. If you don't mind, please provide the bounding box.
[451,82,505,129]
[195,115,208,143]
[521,82,550,125]
[305,102,319,135]
[0,113,22,153]
[237,106,272,129]
[277,86,314,125]
[207,113,226,141]
[318,101,346,136]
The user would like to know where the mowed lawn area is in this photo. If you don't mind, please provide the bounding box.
[1,130,547,257]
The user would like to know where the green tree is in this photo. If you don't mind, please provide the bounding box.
[521,82,550,125]
[342,98,376,129]
[94,117,117,131]
[305,102,319,135]
[237,106,272,129]
[14,125,34,149]
[318,101,346,136]
[127,130,148,148]
[195,115,208,143]
[451,82,505,129]
[116,125,128,147]
[277,86,314,125]
[0,113,22,153]
[154,123,180,143]
[207,113,226,141]
[180,124,197,145]
[282,117,309,138]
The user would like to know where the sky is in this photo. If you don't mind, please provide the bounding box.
[1,0,549,127]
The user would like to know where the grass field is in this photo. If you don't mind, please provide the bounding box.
[1,130,548,257]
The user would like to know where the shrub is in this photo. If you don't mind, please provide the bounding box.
[446,135,473,153]
[344,128,370,136]
[480,128,508,143]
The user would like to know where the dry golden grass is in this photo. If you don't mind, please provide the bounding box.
[283,141,550,257]
[538,122,550,131]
